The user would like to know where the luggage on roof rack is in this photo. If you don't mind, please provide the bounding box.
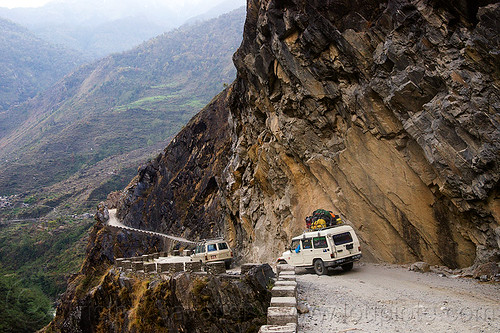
[305,209,343,230]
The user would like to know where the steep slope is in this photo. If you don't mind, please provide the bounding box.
[0,8,245,209]
[116,89,233,240]
[117,0,499,269]
[0,17,84,115]
[45,219,273,333]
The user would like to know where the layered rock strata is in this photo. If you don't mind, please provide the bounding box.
[223,0,499,267]
[116,0,499,268]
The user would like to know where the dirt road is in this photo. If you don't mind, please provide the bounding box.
[107,209,196,244]
[297,263,499,333]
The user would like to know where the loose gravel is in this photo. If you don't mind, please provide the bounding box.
[297,263,499,333]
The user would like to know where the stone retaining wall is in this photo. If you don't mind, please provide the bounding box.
[185,261,202,272]
[259,265,298,333]
[206,261,226,275]
[114,252,207,275]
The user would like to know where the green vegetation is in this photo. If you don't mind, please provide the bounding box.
[0,273,53,333]
[0,18,85,123]
[87,167,137,203]
[0,218,92,332]
[0,218,92,297]
[0,8,245,331]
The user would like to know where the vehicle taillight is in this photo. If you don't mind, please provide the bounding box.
[231,251,233,257]
[205,255,208,261]
[330,253,335,258]
[358,246,361,251]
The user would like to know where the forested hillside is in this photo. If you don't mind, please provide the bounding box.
[0,8,245,212]
[0,17,84,116]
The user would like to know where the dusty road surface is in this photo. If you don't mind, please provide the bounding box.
[107,209,126,228]
[107,209,196,244]
[297,263,499,333]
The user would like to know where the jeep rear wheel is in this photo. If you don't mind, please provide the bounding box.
[341,262,353,272]
[313,259,326,275]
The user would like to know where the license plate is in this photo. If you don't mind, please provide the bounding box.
[211,255,217,259]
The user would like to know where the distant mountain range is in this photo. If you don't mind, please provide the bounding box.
[0,7,245,216]
[0,0,246,58]
[0,17,85,114]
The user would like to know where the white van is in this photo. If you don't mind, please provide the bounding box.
[191,238,233,268]
[277,225,362,275]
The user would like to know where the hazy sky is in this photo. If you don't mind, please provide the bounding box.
[0,0,241,9]
[0,0,53,7]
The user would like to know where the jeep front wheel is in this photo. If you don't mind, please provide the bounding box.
[313,259,326,275]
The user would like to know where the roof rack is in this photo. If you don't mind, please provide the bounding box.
[304,223,344,232]
[197,236,225,243]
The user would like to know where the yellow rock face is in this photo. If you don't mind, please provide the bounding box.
[224,0,499,268]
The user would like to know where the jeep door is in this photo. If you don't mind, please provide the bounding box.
[192,244,206,262]
[311,236,330,262]
[216,242,232,261]
[300,238,314,266]
[287,239,303,266]
[331,232,354,260]
[206,243,218,262]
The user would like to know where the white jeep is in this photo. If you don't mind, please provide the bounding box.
[191,238,233,269]
[277,225,362,275]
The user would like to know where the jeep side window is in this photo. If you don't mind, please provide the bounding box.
[313,236,328,248]
[302,238,312,249]
[332,232,353,245]
[291,239,301,252]
[207,244,217,252]
[196,245,206,253]
[218,242,228,250]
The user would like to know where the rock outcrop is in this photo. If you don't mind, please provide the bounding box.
[117,0,499,268]
[116,89,234,241]
[223,0,499,267]
[45,265,274,333]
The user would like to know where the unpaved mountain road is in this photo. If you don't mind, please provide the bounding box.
[297,263,499,333]
[107,209,196,244]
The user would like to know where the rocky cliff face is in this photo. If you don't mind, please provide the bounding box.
[117,0,499,268]
[46,266,273,333]
[222,0,499,268]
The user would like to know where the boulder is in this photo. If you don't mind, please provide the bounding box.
[409,262,431,273]
[472,262,499,281]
